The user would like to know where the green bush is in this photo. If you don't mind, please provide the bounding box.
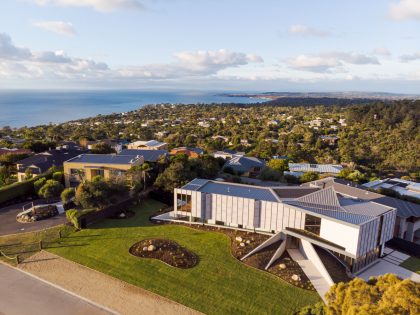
[38,179,64,201]
[61,187,75,204]
[52,171,64,182]
[65,208,96,229]
[34,177,47,193]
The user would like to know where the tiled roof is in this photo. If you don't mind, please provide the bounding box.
[119,149,167,162]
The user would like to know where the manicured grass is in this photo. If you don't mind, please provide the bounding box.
[400,257,420,275]
[47,199,320,315]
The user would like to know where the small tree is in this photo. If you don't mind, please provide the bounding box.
[300,171,320,183]
[61,187,75,204]
[90,142,115,154]
[24,168,33,180]
[52,171,64,182]
[267,159,289,173]
[38,179,64,201]
[34,177,47,193]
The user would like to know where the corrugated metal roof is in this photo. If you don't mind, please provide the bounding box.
[181,178,209,191]
[273,187,320,199]
[65,154,141,165]
[199,182,279,202]
[223,156,265,173]
[288,163,343,174]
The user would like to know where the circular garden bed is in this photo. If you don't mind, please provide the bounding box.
[129,239,198,268]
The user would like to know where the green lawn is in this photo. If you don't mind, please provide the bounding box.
[400,257,420,275]
[47,199,320,315]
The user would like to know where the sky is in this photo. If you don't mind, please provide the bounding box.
[0,0,420,93]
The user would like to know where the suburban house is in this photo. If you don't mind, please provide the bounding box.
[319,135,340,146]
[63,154,144,187]
[119,149,168,164]
[0,148,32,157]
[81,139,128,153]
[223,156,265,177]
[169,147,204,158]
[15,149,82,182]
[305,177,420,244]
[170,178,396,277]
[363,178,420,201]
[212,149,245,160]
[127,140,168,150]
[286,163,343,177]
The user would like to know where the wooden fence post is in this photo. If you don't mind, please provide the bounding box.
[15,255,20,265]
[39,240,43,250]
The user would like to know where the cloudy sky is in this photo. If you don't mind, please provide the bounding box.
[0,0,419,92]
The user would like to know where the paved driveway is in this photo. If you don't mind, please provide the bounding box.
[0,201,67,236]
[0,263,113,315]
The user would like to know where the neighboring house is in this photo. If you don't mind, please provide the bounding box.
[213,149,245,160]
[223,156,265,177]
[286,163,343,177]
[15,149,82,182]
[170,147,204,158]
[127,140,168,150]
[171,178,396,275]
[304,177,420,244]
[63,154,144,187]
[0,148,32,156]
[319,135,339,145]
[363,178,420,201]
[211,135,229,142]
[83,139,128,153]
[119,149,168,163]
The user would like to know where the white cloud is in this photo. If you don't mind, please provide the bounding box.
[389,0,420,21]
[33,0,143,12]
[288,52,380,73]
[33,21,76,36]
[0,33,32,60]
[400,52,420,62]
[288,24,330,37]
[373,47,391,56]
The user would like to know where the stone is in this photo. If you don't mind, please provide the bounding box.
[239,242,245,247]
[235,236,243,242]
[279,263,286,269]
[291,274,301,281]
[119,212,126,218]
[142,247,148,251]
[246,240,251,244]
[147,245,156,251]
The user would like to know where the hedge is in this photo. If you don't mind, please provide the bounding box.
[66,208,96,229]
[0,172,52,206]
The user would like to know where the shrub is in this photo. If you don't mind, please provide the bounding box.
[34,177,47,193]
[66,208,96,229]
[298,302,325,315]
[38,179,64,201]
[61,187,75,204]
[300,171,320,183]
[52,171,64,182]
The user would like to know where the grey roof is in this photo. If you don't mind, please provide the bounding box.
[181,179,279,202]
[304,177,420,218]
[223,156,265,173]
[65,154,141,165]
[16,149,83,173]
[285,187,393,225]
[273,187,320,199]
[119,149,167,162]
[288,163,343,174]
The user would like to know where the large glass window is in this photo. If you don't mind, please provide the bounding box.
[177,194,192,212]
[304,214,321,235]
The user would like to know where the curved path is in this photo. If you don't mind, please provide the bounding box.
[0,201,67,236]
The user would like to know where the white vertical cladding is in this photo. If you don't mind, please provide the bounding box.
[275,203,283,232]
[265,201,273,231]
[232,197,238,225]
[173,188,179,215]
[254,201,261,228]
[294,210,302,230]
[243,198,249,227]
[226,196,232,224]
[191,191,198,218]
[238,198,244,225]
[320,218,360,256]
[356,218,379,256]
[282,206,290,230]
[246,199,255,228]
[380,209,397,244]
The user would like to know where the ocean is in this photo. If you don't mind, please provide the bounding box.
[0,90,260,128]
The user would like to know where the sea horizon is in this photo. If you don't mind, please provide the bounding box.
[0,90,261,128]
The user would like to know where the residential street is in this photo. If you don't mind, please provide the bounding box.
[0,263,113,315]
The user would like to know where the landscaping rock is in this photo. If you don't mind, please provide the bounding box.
[239,242,245,247]
[142,247,148,251]
[235,236,243,242]
[291,274,301,281]
[147,245,156,251]
[119,212,126,218]
[279,263,286,270]
[245,240,251,244]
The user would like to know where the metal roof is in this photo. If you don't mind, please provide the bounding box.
[288,163,343,174]
[223,156,265,173]
[272,187,320,199]
[119,149,167,162]
[304,177,420,218]
[65,154,141,165]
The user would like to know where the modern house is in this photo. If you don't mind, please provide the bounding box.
[171,178,396,275]
[15,149,82,182]
[305,177,420,244]
[223,156,265,177]
[119,149,168,163]
[63,154,144,187]
[169,147,204,158]
[363,178,420,201]
[286,163,343,177]
[127,140,168,150]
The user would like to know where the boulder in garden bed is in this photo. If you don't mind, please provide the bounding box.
[147,245,156,251]
[235,236,243,242]
[291,274,301,281]
[279,263,286,270]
